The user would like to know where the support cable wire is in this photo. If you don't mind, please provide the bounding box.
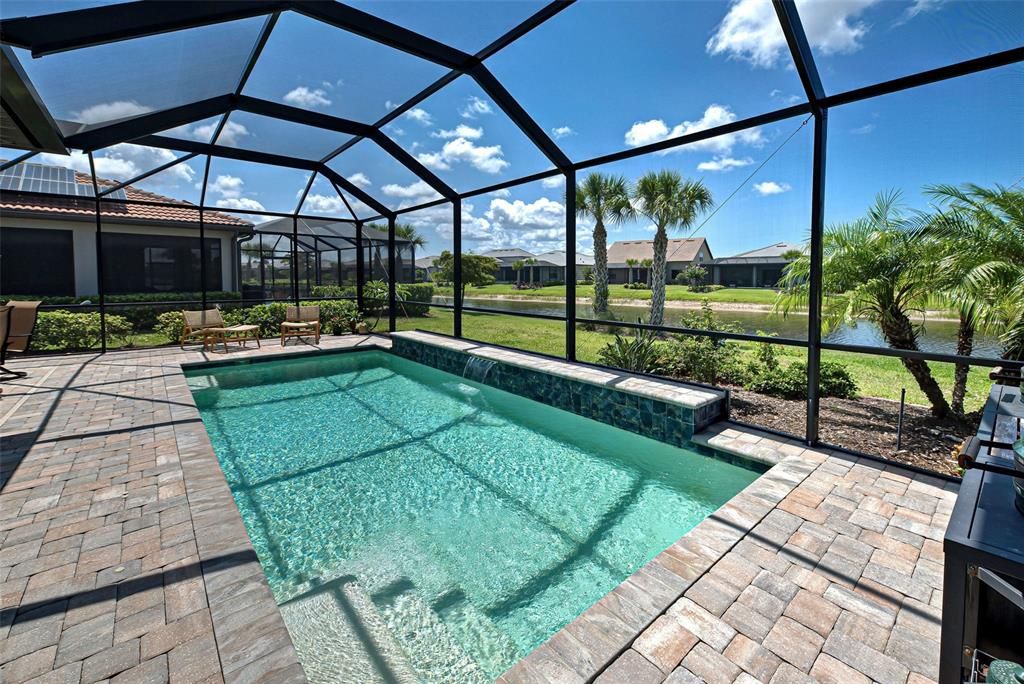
[664,114,813,263]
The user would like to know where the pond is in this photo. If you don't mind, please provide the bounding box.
[433,296,1004,358]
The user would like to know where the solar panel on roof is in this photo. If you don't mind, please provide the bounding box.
[0,161,127,200]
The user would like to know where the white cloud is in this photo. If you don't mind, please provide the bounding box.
[182,119,249,145]
[897,0,944,25]
[850,123,876,135]
[385,100,398,110]
[303,193,347,215]
[73,101,152,124]
[381,180,440,200]
[551,126,575,139]
[283,86,332,109]
[489,188,511,198]
[460,96,493,119]
[404,107,434,126]
[431,124,483,140]
[208,174,245,199]
[417,137,509,174]
[215,197,267,212]
[348,172,372,188]
[707,0,879,68]
[753,181,791,195]
[38,143,195,189]
[624,104,764,154]
[697,156,754,172]
[770,89,804,105]
[415,151,450,171]
[541,176,565,188]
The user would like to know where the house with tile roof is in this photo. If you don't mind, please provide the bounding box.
[0,160,252,297]
[606,237,713,284]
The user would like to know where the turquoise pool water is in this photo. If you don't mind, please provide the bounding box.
[186,350,761,683]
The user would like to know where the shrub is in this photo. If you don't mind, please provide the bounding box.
[624,282,650,290]
[402,283,434,316]
[154,311,185,343]
[309,285,356,298]
[659,302,746,384]
[745,360,858,399]
[317,299,362,334]
[598,327,662,373]
[222,303,288,338]
[34,311,133,351]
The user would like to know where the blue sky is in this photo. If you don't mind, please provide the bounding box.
[4,0,1022,258]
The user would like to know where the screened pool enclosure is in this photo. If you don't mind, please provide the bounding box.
[0,0,1021,457]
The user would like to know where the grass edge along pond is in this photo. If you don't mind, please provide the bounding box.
[396,308,990,413]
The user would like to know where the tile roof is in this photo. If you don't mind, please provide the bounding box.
[0,169,252,228]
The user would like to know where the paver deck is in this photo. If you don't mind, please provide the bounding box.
[1,336,958,684]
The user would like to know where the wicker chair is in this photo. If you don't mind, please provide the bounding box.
[280,305,320,346]
[183,309,234,352]
[1,301,41,379]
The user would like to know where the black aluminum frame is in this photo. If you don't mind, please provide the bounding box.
[1,0,1022,452]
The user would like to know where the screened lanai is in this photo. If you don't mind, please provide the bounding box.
[1,0,1022,460]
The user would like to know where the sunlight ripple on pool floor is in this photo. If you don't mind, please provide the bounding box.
[186,351,759,683]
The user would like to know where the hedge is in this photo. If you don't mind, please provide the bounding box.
[33,311,133,351]
[155,299,365,342]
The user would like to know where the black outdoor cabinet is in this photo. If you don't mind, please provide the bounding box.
[941,384,1024,683]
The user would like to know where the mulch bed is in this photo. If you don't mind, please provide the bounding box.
[726,388,975,477]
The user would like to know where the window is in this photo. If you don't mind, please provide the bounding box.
[102,233,221,294]
[1,227,75,296]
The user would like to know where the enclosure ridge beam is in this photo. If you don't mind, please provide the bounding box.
[292,0,475,71]
[772,0,825,106]
[476,0,575,62]
[469,64,571,172]
[0,0,287,57]
[136,134,316,170]
[318,165,392,218]
[64,94,235,151]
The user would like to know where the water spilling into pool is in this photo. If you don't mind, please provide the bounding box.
[186,350,761,683]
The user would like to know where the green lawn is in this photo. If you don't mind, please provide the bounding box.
[435,284,782,305]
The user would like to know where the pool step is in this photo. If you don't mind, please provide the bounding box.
[279,576,420,684]
[433,590,523,679]
[371,581,489,684]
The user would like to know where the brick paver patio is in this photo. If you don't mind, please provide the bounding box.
[1,336,958,684]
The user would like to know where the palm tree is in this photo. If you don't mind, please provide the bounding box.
[524,257,538,285]
[779,191,951,417]
[512,259,524,286]
[575,173,635,315]
[922,183,1024,366]
[641,258,654,287]
[633,171,713,326]
[625,258,638,285]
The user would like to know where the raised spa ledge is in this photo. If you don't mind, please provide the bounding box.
[390,331,726,410]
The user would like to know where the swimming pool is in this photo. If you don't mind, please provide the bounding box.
[186,350,762,683]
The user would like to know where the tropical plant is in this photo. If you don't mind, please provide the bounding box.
[512,259,524,286]
[433,251,499,304]
[524,257,538,285]
[598,325,662,373]
[576,173,635,316]
[633,171,714,326]
[781,248,804,262]
[778,191,951,417]
[625,258,638,285]
[921,184,1024,366]
[660,302,744,384]
[681,264,708,291]
[641,258,654,286]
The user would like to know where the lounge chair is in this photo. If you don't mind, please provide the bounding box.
[280,305,320,346]
[181,308,260,352]
[1,300,41,379]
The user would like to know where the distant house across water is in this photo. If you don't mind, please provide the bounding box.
[712,242,803,288]
[606,238,712,284]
